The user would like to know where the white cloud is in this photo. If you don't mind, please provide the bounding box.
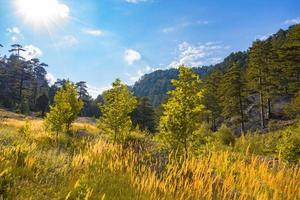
[82,28,103,36]
[255,34,271,41]
[55,35,78,47]
[162,27,176,33]
[169,41,229,68]
[87,84,111,98]
[20,45,43,60]
[196,20,209,25]
[7,27,20,34]
[126,0,148,3]
[6,27,23,42]
[124,49,141,65]
[162,20,209,34]
[46,73,56,85]
[126,65,159,83]
[284,17,300,25]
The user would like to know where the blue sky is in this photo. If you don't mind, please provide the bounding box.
[0,0,299,97]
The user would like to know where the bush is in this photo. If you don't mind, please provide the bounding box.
[284,91,300,119]
[0,169,13,199]
[277,128,300,163]
[216,125,235,146]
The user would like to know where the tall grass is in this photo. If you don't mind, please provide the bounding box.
[0,117,299,199]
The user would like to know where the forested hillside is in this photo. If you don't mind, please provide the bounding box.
[133,24,300,132]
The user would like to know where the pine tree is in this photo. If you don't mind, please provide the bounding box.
[219,63,246,133]
[45,81,83,138]
[279,24,300,93]
[76,81,93,116]
[36,94,49,117]
[131,97,156,133]
[203,70,223,131]
[98,79,137,143]
[247,40,270,129]
[159,66,205,156]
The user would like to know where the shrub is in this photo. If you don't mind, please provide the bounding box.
[216,125,235,146]
[284,91,300,119]
[277,128,300,163]
[0,169,13,199]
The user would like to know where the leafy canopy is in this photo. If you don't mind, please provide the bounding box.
[98,79,137,143]
[158,65,205,153]
[45,81,83,135]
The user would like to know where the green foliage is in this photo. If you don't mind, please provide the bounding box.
[219,62,246,132]
[216,125,235,146]
[190,123,214,152]
[36,94,49,116]
[159,66,205,154]
[277,127,300,163]
[284,91,300,118]
[0,169,13,199]
[131,97,157,133]
[45,81,83,135]
[98,79,137,143]
[279,24,300,93]
[0,47,49,113]
[202,70,223,131]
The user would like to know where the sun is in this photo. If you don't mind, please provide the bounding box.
[14,0,69,28]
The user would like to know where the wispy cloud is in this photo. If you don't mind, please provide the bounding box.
[125,65,155,83]
[162,27,176,33]
[20,45,43,60]
[283,17,300,25]
[162,20,209,33]
[55,35,79,47]
[125,0,148,4]
[254,33,271,41]
[196,20,209,25]
[169,41,229,68]
[82,28,103,36]
[87,84,111,98]
[6,27,23,42]
[124,49,141,65]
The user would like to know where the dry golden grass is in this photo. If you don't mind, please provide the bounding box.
[0,114,299,199]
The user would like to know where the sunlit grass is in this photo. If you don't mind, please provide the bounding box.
[0,115,299,199]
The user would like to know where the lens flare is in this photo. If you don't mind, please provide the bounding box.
[14,0,69,28]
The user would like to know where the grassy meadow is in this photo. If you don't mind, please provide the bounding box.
[0,110,299,200]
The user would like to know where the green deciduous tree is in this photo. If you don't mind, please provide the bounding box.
[158,66,205,156]
[45,81,83,138]
[98,79,137,143]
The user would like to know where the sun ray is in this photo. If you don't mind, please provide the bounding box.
[14,0,69,29]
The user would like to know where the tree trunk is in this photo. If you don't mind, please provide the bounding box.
[238,94,245,133]
[259,92,265,129]
[19,75,24,102]
[267,98,272,120]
